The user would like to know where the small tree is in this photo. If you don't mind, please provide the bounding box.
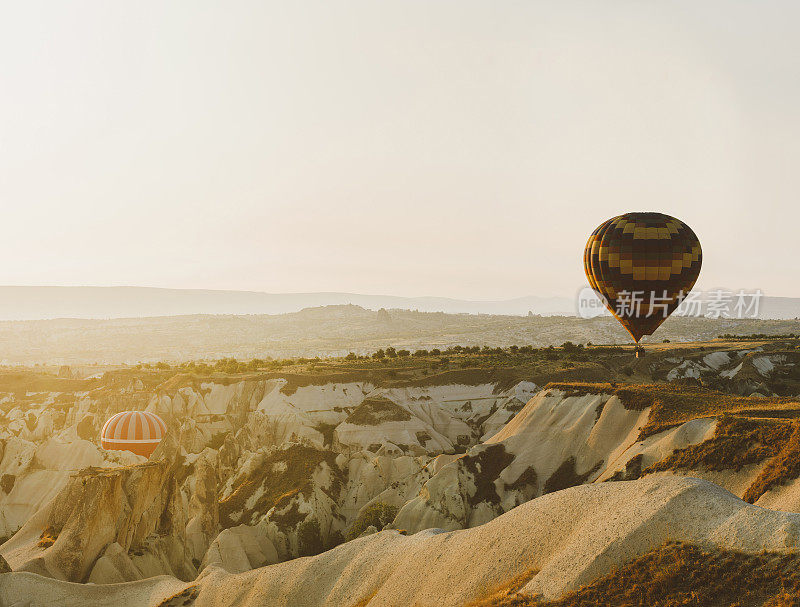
[247,358,265,371]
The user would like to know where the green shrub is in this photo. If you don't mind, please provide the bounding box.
[346,502,399,541]
[297,518,324,556]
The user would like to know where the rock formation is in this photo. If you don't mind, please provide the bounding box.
[2,339,800,605]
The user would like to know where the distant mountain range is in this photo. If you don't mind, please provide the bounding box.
[0,286,797,320]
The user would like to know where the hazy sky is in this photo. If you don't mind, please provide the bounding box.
[2,1,799,299]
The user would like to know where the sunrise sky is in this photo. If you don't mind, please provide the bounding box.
[2,1,799,299]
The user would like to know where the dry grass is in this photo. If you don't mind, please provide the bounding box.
[154,372,205,393]
[155,585,199,607]
[744,422,800,503]
[644,417,796,474]
[274,370,399,395]
[394,368,530,391]
[0,474,15,494]
[345,396,411,426]
[546,382,800,439]
[37,525,57,548]
[398,364,612,393]
[468,542,800,607]
[544,382,679,415]
[0,371,96,394]
[544,382,619,399]
[349,590,379,607]
[463,568,538,607]
[73,461,164,479]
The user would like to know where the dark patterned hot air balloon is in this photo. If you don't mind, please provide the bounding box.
[584,212,701,351]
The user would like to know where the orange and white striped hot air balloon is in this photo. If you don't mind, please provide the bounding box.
[101,410,167,458]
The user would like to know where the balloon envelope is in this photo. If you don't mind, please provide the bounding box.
[101,410,166,458]
[584,212,701,342]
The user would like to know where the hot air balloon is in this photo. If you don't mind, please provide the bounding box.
[101,410,166,458]
[584,212,701,356]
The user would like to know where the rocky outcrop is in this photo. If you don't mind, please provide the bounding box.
[0,372,541,580]
[0,461,195,583]
[339,452,431,524]
[201,524,278,573]
[219,444,345,560]
[333,396,457,456]
[5,476,800,607]
[184,449,221,564]
[0,433,143,539]
[393,387,654,533]
[653,346,800,397]
[3,353,800,605]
